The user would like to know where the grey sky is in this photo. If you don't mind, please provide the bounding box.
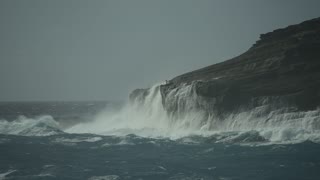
[1,0,320,101]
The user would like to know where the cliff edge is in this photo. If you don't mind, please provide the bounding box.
[159,17,320,116]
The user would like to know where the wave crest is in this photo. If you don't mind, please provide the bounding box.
[0,115,63,136]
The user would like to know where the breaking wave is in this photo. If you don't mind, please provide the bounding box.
[66,83,320,144]
[2,83,320,144]
[0,115,63,136]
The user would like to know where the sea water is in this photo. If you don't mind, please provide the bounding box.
[1,86,320,179]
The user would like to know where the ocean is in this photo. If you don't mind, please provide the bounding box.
[1,95,320,180]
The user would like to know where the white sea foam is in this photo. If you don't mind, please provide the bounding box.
[36,173,54,177]
[0,170,17,180]
[66,82,320,144]
[53,137,102,145]
[0,115,63,136]
[88,175,120,180]
[66,84,174,137]
[2,83,316,144]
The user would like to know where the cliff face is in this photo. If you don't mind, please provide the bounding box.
[127,18,320,139]
[159,17,320,117]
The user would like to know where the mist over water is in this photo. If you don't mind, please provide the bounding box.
[1,84,320,179]
[66,83,186,138]
[61,83,320,144]
[2,1,320,179]
[0,83,319,145]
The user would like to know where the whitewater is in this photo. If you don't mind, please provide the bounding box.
[1,84,320,180]
[1,83,320,145]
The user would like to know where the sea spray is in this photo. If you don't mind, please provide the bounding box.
[0,115,63,136]
[66,82,320,143]
[1,83,320,144]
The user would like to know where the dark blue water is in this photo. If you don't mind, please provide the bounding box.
[1,133,320,180]
[1,102,320,180]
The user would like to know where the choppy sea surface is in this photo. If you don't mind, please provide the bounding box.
[1,101,320,180]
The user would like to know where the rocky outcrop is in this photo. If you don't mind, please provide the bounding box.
[159,17,320,117]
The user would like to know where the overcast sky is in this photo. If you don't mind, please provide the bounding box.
[1,0,320,101]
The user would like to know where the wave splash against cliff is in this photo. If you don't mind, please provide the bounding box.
[66,83,320,144]
[67,83,184,137]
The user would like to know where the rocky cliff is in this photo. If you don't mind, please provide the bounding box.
[129,18,320,136]
[159,18,320,116]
